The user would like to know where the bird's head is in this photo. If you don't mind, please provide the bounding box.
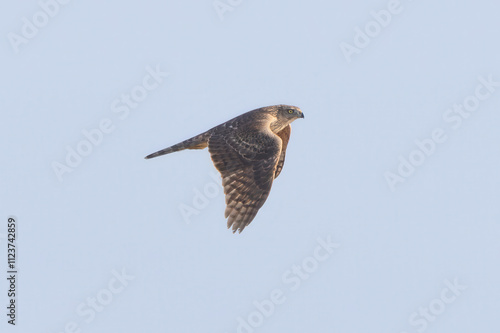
[265,104,304,133]
[260,104,305,133]
[275,105,305,122]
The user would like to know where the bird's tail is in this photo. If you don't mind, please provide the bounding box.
[145,131,211,159]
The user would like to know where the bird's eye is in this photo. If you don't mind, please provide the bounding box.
[288,109,294,114]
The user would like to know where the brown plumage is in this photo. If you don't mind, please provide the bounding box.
[145,104,304,233]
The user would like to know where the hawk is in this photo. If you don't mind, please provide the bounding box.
[145,104,304,233]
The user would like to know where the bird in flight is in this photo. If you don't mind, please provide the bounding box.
[145,104,304,233]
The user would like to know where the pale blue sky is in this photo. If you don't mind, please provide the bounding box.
[1,1,499,332]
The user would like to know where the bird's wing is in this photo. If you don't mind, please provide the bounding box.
[208,124,281,233]
[274,125,291,178]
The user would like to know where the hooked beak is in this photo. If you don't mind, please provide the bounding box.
[300,112,305,119]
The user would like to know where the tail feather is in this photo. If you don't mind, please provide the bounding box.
[145,131,211,159]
